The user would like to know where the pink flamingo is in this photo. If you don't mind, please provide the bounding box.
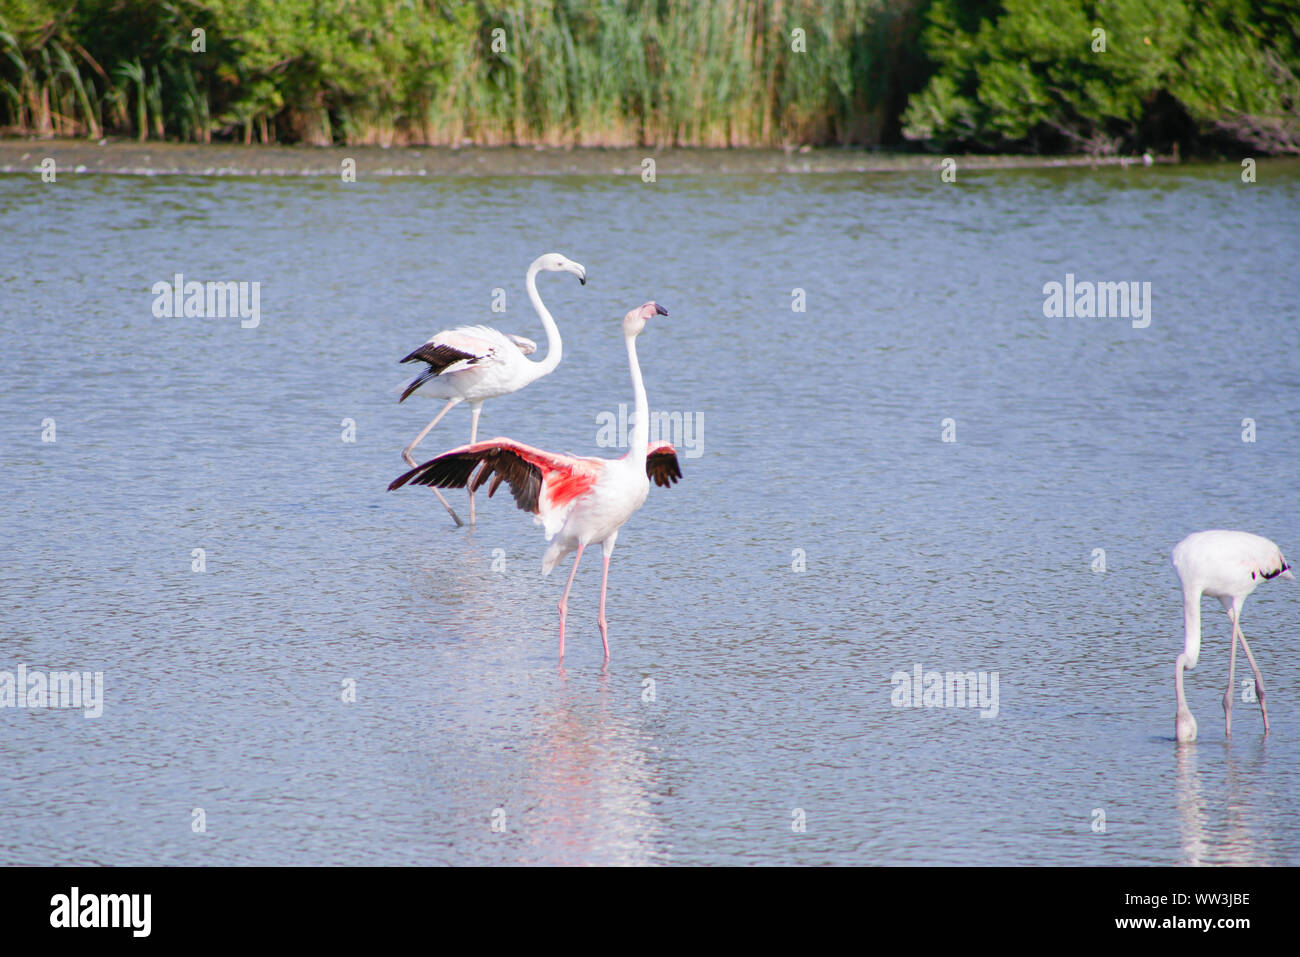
[398,253,587,526]
[389,302,681,659]
[1171,529,1293,743]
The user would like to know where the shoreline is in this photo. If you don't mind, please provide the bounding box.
[0,138,1210,178]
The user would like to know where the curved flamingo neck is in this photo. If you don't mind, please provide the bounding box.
[625,333,648,459]
[525,260,562,381]
[1174,587,1203,742]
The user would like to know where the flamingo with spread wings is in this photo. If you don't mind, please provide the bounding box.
[390,301,680,659]
[397,252,587,526]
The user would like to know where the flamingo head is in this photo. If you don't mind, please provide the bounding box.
[535,252,587,285]
[623,301,668,337]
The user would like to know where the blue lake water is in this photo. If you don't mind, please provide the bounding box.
[1,157,1298,865]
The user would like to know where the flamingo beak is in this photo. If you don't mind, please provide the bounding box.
[654,303,669,316]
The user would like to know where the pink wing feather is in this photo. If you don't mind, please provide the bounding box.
[389,438,603,514]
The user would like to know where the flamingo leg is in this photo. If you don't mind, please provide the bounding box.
[1223,610,1239,737]
[403,399,462,527]
[1234,628,1270,735]
[557,544,584,660]
[597,534,618,659]
[467,403,482,525]
[403,398,458,466]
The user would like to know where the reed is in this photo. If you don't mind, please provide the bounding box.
[0,0,919,147]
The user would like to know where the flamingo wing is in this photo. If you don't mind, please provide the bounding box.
[646,441,682,488]
[389,438,601,514]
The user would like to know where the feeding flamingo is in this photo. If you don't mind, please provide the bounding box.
[1171,529,1293,743]
[389,301,681,659]
[397,252,587,526]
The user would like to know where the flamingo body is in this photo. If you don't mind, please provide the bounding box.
[399,325,540,404]
[1170,529,1292,743]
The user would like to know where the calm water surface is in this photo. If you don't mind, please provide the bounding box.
[1,158,1298,865]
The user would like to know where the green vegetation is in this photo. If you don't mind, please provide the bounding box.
[0,1,1295,154]
[902,0,1300,154]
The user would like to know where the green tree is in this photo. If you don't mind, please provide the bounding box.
[903,0,1300,154]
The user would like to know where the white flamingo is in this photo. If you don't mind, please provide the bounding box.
[390,302,681,659]
[398,252,587,526]
[1171,529,1293,743]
